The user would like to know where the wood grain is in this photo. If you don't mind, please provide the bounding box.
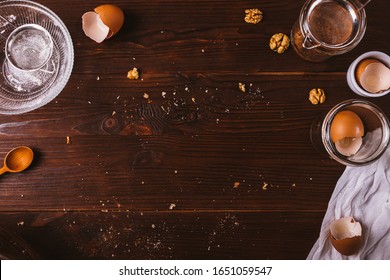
[0,0,389,259]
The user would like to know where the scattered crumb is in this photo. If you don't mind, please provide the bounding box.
[169,203,176,210]
[233,182,240,188]
[162,91,167,98]
[127,67,139,80]
[17,221,24,226]
[66,136,72,144]
[143,93,149,99]
[239,82,246,92]
[96,76,100,81]
[244,8,263,24]
[191,97,196,103]
[262,182,268,190]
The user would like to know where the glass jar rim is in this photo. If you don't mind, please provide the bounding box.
[299,0,367,52]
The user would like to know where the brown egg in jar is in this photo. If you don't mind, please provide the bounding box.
[330,110,364,157]
[329,216,363,256]
[82,4,125,43]
[355,58,390,93]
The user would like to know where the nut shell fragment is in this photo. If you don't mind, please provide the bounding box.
[269,33,290,54]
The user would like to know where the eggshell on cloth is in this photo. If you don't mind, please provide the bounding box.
[307,147,390,259]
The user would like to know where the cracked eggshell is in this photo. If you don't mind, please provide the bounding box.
[82,4,124,43]
[329,216,363,256]
[358,61,390,93]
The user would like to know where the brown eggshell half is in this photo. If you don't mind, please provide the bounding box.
[329,216,363,256]
[355,58,380,83]
[94,4,124,39]
[330,110,364,143]
[329,234,363,256]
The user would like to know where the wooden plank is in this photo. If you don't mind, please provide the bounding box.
[39,0,390,74]
[0,133,342,211]
[3,73,390,137]
[0,211,325,259]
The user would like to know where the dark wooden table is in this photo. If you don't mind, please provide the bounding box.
[0,0,389,260]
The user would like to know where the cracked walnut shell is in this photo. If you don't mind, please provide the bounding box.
[244,9,263,24]
[309,88,326,105]
[269,33,290,54]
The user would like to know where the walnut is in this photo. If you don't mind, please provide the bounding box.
[269,33,290,54]
[127,67,139,79]
[309,88,326,105]
[244,9,263,24]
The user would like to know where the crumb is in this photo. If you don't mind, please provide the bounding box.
[17,221,24,226]
[262,182,268,190]
[143,93,149,99]
[127,67,139,80]
[96,76,100,81]
[66,136,72,144]
[233,182,240,188]
[191,97,196,103]
[239,82,246,92]
[245,8,263,24]
[169,203,176,210]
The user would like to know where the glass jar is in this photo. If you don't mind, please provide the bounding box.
[291,0,368,62]
[311,99,390,166]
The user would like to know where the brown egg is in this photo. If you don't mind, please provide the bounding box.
[330,110,364,156]
[329,217,363,256]
[82,4,124,43]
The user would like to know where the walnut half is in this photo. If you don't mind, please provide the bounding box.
[309,88,326,105]
[244,9,263,24]
[269,33,290,54]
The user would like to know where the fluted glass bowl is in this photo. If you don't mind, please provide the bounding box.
[0,0,73,114]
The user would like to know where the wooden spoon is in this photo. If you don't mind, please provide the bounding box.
[0,146,34,175]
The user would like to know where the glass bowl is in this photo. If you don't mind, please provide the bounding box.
[311,99,390,166]
[0,0,74,114]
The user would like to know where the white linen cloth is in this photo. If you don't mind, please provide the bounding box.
[307,148,390,259]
